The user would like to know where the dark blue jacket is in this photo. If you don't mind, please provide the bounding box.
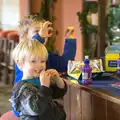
[14,34,76,84]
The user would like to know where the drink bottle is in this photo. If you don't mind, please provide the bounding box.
[117,54,120,77]
[81,56,92,85]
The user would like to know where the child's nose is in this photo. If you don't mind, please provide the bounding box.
[36,65,45,71]
[36,69,41,73]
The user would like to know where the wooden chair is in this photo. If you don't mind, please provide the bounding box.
[7,31,19,67]
[0,30,12,84]
[0,30,19,84]
[6,31,19,85]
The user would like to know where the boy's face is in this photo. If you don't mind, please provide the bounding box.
[21,57,46,79]
[27,26,39,39]
[27,21,44,39]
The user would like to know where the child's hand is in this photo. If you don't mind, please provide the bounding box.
[46,69,59,81]
[46,69,65,88]
[40,71,51,87]
[38,21,53,38]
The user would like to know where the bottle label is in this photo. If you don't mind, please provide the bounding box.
[82,73,88,80]
[117,66,120,70]
[108,60,117,67]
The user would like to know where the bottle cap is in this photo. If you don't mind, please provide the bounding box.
[66,26,75,39]
[84,56,89,64]
[68,26,74,30]
[85,56,89,59]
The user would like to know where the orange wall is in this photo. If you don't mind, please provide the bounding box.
[19,0,30,20]
[54,0,64,56]
[30,0,41,14]
[19,0,41,18]
[55,0,83,60]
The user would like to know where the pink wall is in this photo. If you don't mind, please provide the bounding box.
[54,0,83,60]
[19,0,30,20]
[19,0,83,60]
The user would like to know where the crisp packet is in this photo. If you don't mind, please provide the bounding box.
[67,59,104,79]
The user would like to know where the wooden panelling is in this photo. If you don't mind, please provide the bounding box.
[107,101,120,120]
[92,95,107,120]
[81,91,93,120]
[64,79,120,120]
[64,84,71,120]
[70,85,81,120]
[64,83,82,120]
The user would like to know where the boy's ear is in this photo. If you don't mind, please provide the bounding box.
[16,61,23,70]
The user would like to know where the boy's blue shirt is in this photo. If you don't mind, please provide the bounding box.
[33,33,45,44]
[23,78,40,86]
[14,33,76,84]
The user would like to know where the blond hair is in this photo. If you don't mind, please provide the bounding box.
[19,14,46,39]
[12,38,48,63]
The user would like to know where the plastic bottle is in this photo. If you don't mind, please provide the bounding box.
[81,56,92,85]
[65,26,75,39]
[117,54,120,77]
[105,45,120,72]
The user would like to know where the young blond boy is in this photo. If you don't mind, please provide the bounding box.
[10,38,67,120]
[14,14,76,85]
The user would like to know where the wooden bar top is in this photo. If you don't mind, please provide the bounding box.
[65,77,120,105]
[64,77,120,120]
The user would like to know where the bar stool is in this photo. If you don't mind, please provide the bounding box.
[0,111,20,120]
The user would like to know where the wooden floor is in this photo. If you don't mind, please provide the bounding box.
[0,82,12,116]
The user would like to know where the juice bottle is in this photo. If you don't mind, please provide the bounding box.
[81,56,92,85]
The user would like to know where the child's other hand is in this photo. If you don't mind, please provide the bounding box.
[39,21,53,38]
[46,69,65,88]
[46,69,59,81]
[40,71,51,87]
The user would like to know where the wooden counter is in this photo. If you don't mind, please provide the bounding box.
[63,78,120,120]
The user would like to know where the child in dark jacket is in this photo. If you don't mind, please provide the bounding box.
[14,15,76,84]
[10,39,67,120]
